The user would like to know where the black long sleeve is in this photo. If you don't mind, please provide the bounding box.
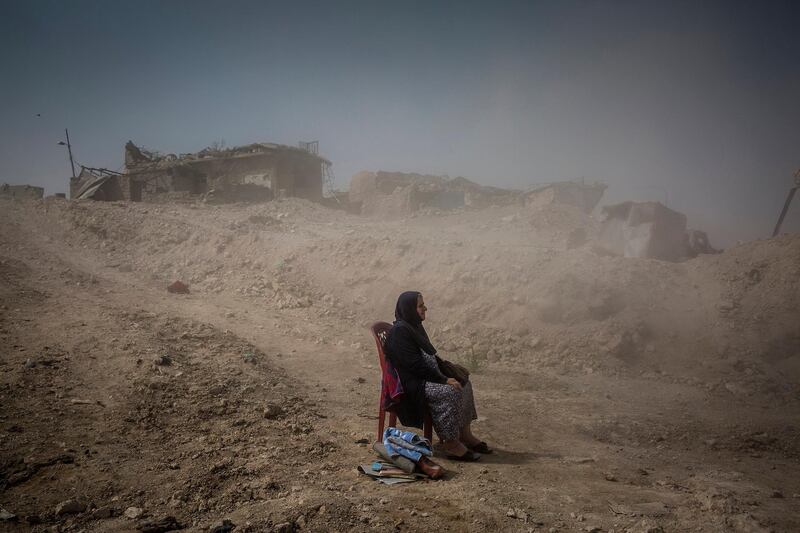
[386,326,447,385]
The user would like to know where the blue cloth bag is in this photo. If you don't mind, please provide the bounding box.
[382,427,433,462]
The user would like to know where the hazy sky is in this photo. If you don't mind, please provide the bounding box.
[2,0,798,245]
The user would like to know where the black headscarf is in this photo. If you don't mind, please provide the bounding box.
[393,290,437,355]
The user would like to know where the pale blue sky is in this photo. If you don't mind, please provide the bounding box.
[1,0,798,245]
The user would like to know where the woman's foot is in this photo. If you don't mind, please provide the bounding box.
[461,436,493,454]
[467,441,493,454]
[441,440,468,457]
[442,439,481,461]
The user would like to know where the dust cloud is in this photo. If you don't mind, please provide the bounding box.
[1,186,798,531]
[1,2,799,532]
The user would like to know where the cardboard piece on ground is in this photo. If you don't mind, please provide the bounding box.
[357,464,424,484]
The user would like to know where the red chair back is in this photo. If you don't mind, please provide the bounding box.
[370,321,392,372]
[370,321,432,442]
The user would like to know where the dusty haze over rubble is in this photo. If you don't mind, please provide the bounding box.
[1,4,800,530]
[1,1,799,246]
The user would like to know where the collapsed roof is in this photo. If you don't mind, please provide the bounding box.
[124,141,331,170]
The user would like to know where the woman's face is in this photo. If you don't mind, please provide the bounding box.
[416,295,427,322]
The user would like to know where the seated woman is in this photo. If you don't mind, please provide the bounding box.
[385,291,491,461]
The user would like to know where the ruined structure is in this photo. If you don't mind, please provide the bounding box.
[597,201,718,261]
[524,181,607,214]
[70,141,331,203]
[0,183,44,200]
[70,167,124,201]
[349,171,519,215]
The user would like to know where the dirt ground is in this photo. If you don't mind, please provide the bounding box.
[1,196,798,533]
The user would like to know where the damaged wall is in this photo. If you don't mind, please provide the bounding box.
[597,201,717,261]
[69,141,329,204]
[1,184,44,200]
[126,145,325,203]
[349,170,519,215]
[525,181,607,214]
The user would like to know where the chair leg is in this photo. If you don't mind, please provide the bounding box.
[423,412,433,441]
[378,406,385,443]
[388,412,397,430]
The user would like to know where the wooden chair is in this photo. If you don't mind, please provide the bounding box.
[370,321,433,442]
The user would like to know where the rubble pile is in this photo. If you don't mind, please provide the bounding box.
[1,193,799,532]
[6,196,797,402]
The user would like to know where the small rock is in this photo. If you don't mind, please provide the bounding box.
[209,518,235,532]
[92,506,115,519]
[154,355,172,366]
[566,457,595,464]
[507,508,527,520]
[0,508,16,521]
[139,515,182,533]
[24,358,36,369]
[124,506,144,519]
[771,490,784,498]
[604,472,618,482]
[274,522,293,533]
[263,403,284,419]
[584,527,602,533]
[379,498,389,505]
[55,499,86,515]
[167,280,190,294]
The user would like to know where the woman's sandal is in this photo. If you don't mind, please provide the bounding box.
[446,449,482,462]
[468,441,493,454]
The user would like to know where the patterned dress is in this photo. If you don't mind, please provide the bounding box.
[421,351,478,441]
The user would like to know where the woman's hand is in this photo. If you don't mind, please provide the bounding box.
[446,378,462,390]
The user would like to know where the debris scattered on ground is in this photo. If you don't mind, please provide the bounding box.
[137,515,183,532]
[0,196,797,532]
[167,280,190,294]
[55,499,86,516]
[124,506,145,519]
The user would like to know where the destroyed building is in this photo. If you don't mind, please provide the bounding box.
[0,183,44,200]
[70,141,331,203]
[349,171,520,215]
[597,201,718,261]
[524,181,607,214]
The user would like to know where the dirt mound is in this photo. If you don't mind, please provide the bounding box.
[2,196,799,532]
[8,198,799,395]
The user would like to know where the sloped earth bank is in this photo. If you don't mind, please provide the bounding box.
[0,197,798,532]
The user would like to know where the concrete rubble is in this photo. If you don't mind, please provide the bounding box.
[597,201,718,261]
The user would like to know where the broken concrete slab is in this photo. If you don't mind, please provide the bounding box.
[597,201,716,261]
